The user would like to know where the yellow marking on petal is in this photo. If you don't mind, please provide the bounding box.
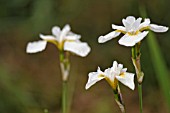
[98,74,105,78]
[120,72,125,78]
[139,26,150,32]
[116,30,126,34]
[127,31,140,36]
[105,77,118,90]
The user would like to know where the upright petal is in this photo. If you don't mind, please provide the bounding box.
[85,67,105,89]
[64,41,91,57]
[118,31,149,47]
[112,24,126,31]
[132,17,142,31]
[139,18,150,30]
[26,40,47,53]
[39,34,56,41]
[52,26,61,38]
[149,24,169,32]
[66,32,81,41]
[122,19,131,31]
[60,24,71,42]
[125,16,136,24]
[115,72,135,90]
[98,31,120,43]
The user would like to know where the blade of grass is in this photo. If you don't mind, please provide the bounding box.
[138,2,170,111]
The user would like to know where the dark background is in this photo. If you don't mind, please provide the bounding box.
[0,0,170,113]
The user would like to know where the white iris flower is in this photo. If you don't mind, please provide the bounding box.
[26,24,91,57]
[85,61,135,90]
[98,16,169,46]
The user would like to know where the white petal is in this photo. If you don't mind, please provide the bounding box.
[133,17,142,31]
[64,41,91,57]
[52,26,61,37]
[149,24,169,32]
[39,34,56,40]
[98,31,120,43]
[116,72,135,90]
[122,16,136,32]
[125,16,136,23]
[112,24,126,31]
[85,67,105,90]
[121,68,127,73]
[66,32,81,40]
[112,61,118,70]
[26,40,47,53]
[118,31,149,47]
[122,19,131,31]
[139,18,150,29]
[60,24,71,41]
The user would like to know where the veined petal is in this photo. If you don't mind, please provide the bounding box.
[118,31,149,47]
[39,34,56,41]
[64,41,91,57]
[139,18,150,29]
[26,40,47,53]
[149,24,169,32]
[66,32,81,40]
[52,26,61,37]
[112,24,126,31]
[60,24,71,42]
[98,31,120,43]
[85,67,105,90]
[116,72,135,90]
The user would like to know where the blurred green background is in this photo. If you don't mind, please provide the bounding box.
[0,0,170,113]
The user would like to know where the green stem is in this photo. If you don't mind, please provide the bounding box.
[62,81,68,113]
[113,86,126,113]
[59,51,70,113]
[138,84,143,113]
[132,44,143,113]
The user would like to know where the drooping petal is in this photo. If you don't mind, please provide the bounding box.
[59,24,71,42]
[98,31,120,43]
[85,67,105,90]
[112,24,126,31]
[39,34,56,41]
[52,26,61,37]
[149,24,169,32]
[26,40,47,53]
[118,31,149,47]
[139,18,150,30]
[115,72,135,90]
[64,41,91,57]
[65,32,81,41]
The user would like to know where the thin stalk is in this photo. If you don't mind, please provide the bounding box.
[62,81,68,113]
[132,43,143,113]
[113,85,126,113]
[138,84,143,113]
[60,51,70,113]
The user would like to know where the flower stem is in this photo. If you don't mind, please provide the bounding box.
[132,43,143,113]
[62,81,68,113]
[60,51,70,113]
[138,83,143,113]
[113,85,126,113]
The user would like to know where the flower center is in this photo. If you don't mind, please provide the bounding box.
[127,30,139,36]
